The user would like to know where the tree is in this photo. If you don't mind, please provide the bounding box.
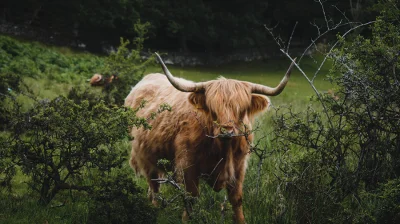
[0,0,379,54]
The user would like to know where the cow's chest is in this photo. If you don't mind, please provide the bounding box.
[197,150,236,192]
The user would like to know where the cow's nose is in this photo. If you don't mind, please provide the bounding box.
[221,125,234,134]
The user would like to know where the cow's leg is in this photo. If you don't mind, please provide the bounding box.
[227,163,246,224]
[130,152,160,205]
[147,171,160,206]
[227,181,245,223]
[181,168,199,222]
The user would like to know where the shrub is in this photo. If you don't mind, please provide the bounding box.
[370,178,400,223]
[0,71,21,129]
[99,21,155,106]
[271,3,400,223]
[88,173,157,224]
[0,22,157,222]
[5,90,146,205]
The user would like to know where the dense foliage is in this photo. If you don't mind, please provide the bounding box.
[0,72,21,130]
[88,173,157,224]
[6,95,137,204]
[0,36,103,83]
[100,21,155,105]
[0,0,377,53]
[0,25,157,223]
[270,2,400,223]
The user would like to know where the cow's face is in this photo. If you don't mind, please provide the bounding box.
[154,52,294,138]
[188,79,270,137]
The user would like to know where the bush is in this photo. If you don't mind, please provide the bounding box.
[370,179,400,223]
[99,21,155,106]
[5,89,146,205]
[88,173,157,224]
[270,2,400,223]
[0,71,22,130]
[0,23,158,223]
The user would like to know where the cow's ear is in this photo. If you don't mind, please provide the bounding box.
[249,95,270,117]
[189,93,208,111]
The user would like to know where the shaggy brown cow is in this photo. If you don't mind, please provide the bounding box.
[89,73,118,86]
[125,53,295,223]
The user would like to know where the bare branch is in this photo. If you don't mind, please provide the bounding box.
[200,158,224,179]
[152,177,182,191]
[286,21,298,54]
[279,50,334,127]
[312,21,376,83]
[299,21,360,63]
[332,5,352,24]
[317,0,330,29]
[264,24,285,50]
[310,21,321,36]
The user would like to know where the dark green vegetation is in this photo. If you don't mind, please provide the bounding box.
[268,5,400,223]
[1,1,400,223]
[1,0,377,53]
[0,33,158,223]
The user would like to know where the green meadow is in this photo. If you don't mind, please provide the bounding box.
[150,58,332,97]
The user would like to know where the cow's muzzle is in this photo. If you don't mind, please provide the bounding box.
[221,125,234,135]
[207,127,241,139]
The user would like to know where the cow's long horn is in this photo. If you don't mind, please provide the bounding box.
[250,58,296,96]
[155,52,205,92]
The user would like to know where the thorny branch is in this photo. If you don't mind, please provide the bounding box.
[265,0,375,130]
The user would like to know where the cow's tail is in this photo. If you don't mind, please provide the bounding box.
[129,156,142,176]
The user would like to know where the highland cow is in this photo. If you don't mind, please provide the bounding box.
[125,53,295,223]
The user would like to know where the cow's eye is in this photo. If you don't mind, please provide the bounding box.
[239,111,246,120]
[211,111,217,120]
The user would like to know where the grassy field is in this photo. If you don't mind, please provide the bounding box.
[1,36,333,223]
[149,57,332,96]
[19,55,332,113]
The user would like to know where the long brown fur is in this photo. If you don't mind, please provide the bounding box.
[125,73,270,223]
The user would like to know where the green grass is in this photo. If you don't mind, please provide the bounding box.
[147,56,333,106]
[17,54,332,114]
[0,194,89,224]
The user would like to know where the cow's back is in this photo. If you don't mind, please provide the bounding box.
[125,73,201,175]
